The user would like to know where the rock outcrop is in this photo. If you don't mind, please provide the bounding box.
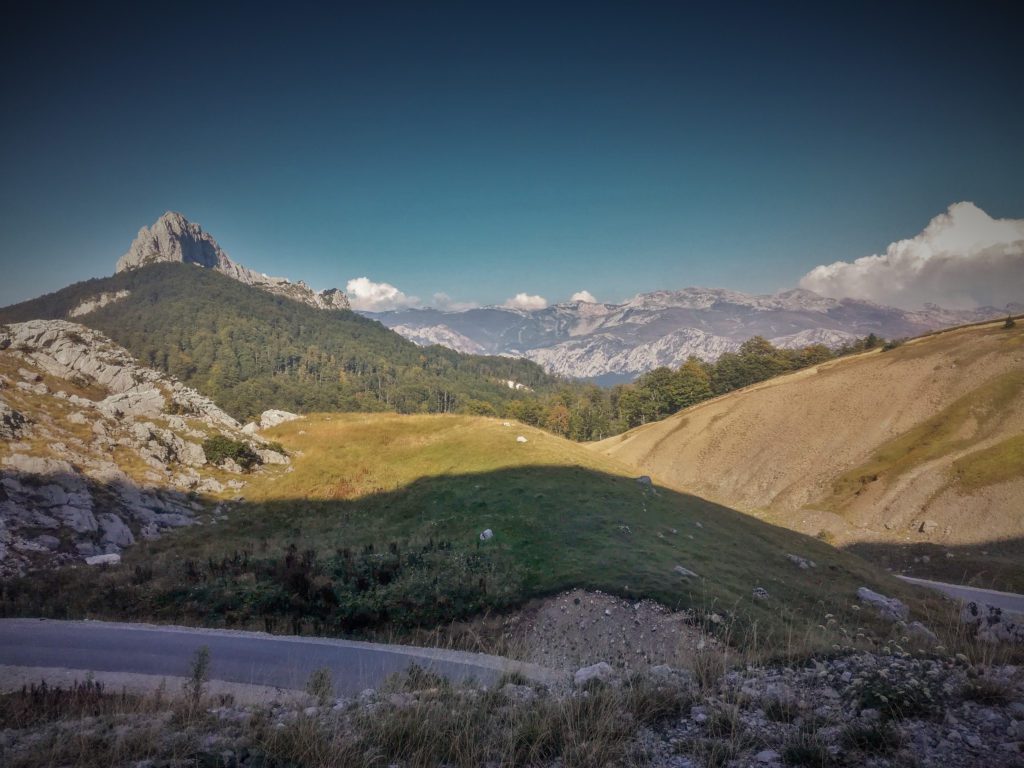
[68,290,131,318]
[115,212,350,311]
[0,319,288,576]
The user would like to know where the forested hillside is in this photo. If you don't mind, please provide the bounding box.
[0,263,555,420]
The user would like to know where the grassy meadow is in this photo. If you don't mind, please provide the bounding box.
[2,413,954,656]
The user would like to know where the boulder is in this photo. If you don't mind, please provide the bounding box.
[98,513,135,548]
[0,400,28,439]
[85,553,121,566]
[856,587,909,622]
[574,662,614,687]
[674,564,699,578]
[516,435,528,443]
[257,449,288,465]
[636,475,653,486]
[907,621,939,645]
[98,388,166,419]
[786,553,816,569]
[961,602,1024,644]
[752,587,770,600]
[479,528,494,541]
[259,409,300,429]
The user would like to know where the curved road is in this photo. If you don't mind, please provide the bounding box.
[897,576,1024,615]
[0,619,560,695]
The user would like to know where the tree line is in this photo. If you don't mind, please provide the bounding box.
[498,333,898,441]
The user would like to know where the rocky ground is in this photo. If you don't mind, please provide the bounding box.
[501,588,719,671]
[0,319,290,576]
[1,648,1021,767]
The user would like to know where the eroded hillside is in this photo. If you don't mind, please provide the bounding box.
[596,320,1024,570]
[0,320,286,575]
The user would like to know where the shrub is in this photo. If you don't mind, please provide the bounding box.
[306,667,334,706]
[622,675,692,725]
[783,729,834,766]
[848,666,943,721]
[183,646,210,706]
[840,722,902,754]
[202,435,261,470]
[960,677,1013,705]
[1005,315,1016,329]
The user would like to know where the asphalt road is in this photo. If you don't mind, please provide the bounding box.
[897,576,1024,615]
[0,619,559,695]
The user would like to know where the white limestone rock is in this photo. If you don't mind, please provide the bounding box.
[68,290,131,318]
[574,662,614,687]
[259,409,301,429]
[115,212,350,311]
[857,587,910,622]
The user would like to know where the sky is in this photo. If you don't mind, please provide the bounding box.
[1,1,1022,310]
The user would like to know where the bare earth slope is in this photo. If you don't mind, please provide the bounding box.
[595,320,1024,558]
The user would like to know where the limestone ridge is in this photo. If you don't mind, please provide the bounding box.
[114,211,350,311]
[0,319,290,576]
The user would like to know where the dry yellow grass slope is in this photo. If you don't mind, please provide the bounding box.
[595,320,1024,559]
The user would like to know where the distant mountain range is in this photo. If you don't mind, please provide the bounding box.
[8,210,1017,385]
[367,290,1015,381]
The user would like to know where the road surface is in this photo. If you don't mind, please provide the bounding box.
[0,619,559,695]
[897,576,1024,615]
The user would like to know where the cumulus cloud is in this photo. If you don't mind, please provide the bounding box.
[345,277,420,311]
[799,202,1024,309]
[432,292,480,312]
[570,290,598,303]
[502,292,549,311]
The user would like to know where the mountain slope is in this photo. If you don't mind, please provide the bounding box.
[3,412,949,653]
[0,263,555,421]
[369,290,1007,379]
[595,319,1024,585]
[0,319,283,576]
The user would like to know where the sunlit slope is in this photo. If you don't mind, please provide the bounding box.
[596,320,1024,548]
[234,413,933,644]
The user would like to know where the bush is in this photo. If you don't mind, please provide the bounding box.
[960,677,1013,705]
[306,667,334,705]
[848,665,942,720]
[783,729,834,766]
[840,722,902,754]
[203,435,261,470]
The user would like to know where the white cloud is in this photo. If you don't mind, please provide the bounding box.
[570,290,598,303]
[502,292,549,311]
[799,202,1024,309]
[345,277,420,311]
[432,292,480,312]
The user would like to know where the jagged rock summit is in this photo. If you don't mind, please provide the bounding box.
[115,211,350,311]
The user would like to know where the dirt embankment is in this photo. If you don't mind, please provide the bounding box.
[596,321,1024,549]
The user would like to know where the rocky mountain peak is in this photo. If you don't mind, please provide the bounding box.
[114,212,350,311]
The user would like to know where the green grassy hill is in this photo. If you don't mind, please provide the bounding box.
[0,263,554,420]
[4,413,950,656]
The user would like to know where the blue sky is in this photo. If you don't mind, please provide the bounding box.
[1,2,1021,309]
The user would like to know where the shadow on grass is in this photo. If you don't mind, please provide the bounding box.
[0,464,966,653]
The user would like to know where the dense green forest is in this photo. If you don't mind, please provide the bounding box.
[0,263,897,437]
[503,333,898,440]
[0,263,558,420]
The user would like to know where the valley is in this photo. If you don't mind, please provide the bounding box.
[598,318,1024,591]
